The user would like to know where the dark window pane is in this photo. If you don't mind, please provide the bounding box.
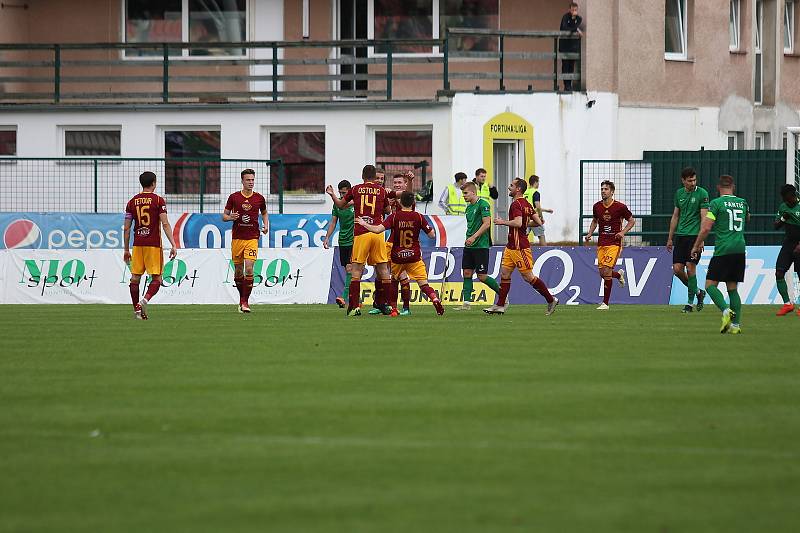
[189,0,247,56]
[164,130,221,194]
[270,132,325,194]
[374,0,433,53]
[126,0,182,56]
[440,0,498,52]
[0,130,16,156]
[65,130,121,156]
[375,130,432,192]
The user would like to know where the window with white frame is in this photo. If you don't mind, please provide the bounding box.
[269,131,325,194]
[369,0,498,54]
[728,131,744,150]
[164,129,221,194]
[0,127,16,156]
[730,0,740,50]
[665,0,688,59]
[754,131,770,149]
[64,128,121,156]
[125,0,247,57]
[785,0,795,53]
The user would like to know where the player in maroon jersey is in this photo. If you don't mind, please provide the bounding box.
[484,178,558,316]
[584,180,636,309]
[326,164,397,316]
[123,171,178,320]
[384,172,416,315]
[223,169,269,313]
[356,191,444,316]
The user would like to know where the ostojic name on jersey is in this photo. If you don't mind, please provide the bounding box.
[358,186,383,195]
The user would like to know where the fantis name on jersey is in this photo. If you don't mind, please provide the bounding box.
[723,200,745,209]
[133,197,153,206]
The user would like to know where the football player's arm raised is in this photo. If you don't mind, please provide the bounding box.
[326,185,348,208]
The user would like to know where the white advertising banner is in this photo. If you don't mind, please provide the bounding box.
[0,248,333,304]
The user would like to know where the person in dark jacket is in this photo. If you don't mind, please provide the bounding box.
[559,2,583,91]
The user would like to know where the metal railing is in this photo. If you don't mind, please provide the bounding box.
[0,30,581,104]
[0,158,285,214]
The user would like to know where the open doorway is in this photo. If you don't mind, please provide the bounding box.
[492,140,523,244]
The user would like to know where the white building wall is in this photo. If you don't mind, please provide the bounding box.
[616,106,728,159]
[450,92,619,242]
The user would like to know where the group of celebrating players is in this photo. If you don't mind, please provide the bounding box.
[122,163,800,334]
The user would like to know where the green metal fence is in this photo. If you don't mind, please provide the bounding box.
[0,158,285,214]
[580,150,788,246]
[0,30,581,105]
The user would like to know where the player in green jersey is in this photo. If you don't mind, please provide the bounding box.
[691,175,749,334]
[455,181,502,310]
[323,180,355,308]
[773,184,800,316]
[666,167,709,312]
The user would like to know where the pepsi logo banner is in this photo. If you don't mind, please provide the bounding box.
[0,214,125,250]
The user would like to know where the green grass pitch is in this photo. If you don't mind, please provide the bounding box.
[1,303,799,532]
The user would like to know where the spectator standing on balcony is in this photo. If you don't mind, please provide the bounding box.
[559,2,583,91]
[438,172,468,215]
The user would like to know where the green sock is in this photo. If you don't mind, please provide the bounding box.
[776,278,790,304]
[728,290,742,323]
[342,272,352,300]
[688,275,697,305]
[483,276,501,294]
[706,285,729,312]
[462,278,474,302]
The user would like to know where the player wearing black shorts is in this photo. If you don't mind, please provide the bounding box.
[773,184,800,316]
[691,175,749,334]
[455,181,502,310]
[323,180,354,308]
[667,167,709,312]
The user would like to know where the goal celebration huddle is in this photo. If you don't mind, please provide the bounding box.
[123,164,800,333]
